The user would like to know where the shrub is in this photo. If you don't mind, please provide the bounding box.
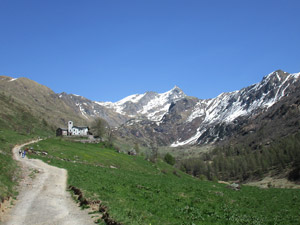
[288,167,300,181]
[164,153,175,166]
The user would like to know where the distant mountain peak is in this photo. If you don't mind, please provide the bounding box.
[172,85,181,90]
[92,86,186,122]
[169,85,181,91]
[263,70,290,82]
[164,85,185,97]
[274,69,285,73]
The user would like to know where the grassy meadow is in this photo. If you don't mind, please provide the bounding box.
[27,138,300,225]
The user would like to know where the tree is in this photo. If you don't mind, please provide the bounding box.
[206,164,212,180]
[106,124,114,147]
[91,118,108,139]
[148,141,158,163]
[133,143,140,155]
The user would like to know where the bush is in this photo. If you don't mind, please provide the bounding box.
[288,167,300,181]
[164,153,175,166]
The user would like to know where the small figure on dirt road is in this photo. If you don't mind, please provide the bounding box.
[22,148,28,158]
[19,149,22,157]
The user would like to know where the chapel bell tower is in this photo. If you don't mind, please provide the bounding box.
[68,121,73,135]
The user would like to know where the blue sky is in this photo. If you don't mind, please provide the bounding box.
[0,0,299,102]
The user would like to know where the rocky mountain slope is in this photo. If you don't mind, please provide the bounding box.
[57,92,128,127]
[115,70,300,147]
[222,84,300,149]
[181,70,300,146]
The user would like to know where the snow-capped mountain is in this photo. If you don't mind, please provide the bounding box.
[116,70,300,147]
[170,70,300,146]
[59,86,186,126]
[95,86,186,121]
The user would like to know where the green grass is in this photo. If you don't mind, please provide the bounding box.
[28,138,300,225]
[0,130,19,201]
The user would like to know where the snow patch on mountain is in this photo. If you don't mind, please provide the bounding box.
[79,105,88,119]
[171,128,206,147]
[187,102,206,122]
[8,78,18,82]
[95,93,146,115]
[291,72,300,80]
[118,93,146,104]
[75,103,88,119]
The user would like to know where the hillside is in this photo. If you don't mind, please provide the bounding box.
[0,76,87,128]
[25,138,300,225]
[58,92,129,127]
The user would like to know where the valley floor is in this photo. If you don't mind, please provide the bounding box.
[2,141,95,225]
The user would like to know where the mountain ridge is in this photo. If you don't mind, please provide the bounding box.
[1,69,299,149]
[114,70,300,147]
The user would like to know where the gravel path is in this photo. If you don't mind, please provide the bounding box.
[2,140,95,225]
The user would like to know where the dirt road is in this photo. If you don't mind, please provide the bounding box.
[2,140,95,225]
